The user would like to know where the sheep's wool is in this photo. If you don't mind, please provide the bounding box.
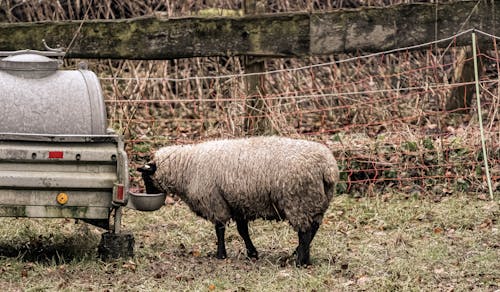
[152,136,339,232]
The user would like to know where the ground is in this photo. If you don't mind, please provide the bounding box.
[0,193,498,291]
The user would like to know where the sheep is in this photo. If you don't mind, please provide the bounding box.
[137,136,339,267]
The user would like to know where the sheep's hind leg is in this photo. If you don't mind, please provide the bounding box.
[295,222,320,267]
[293,221,320,255]
[236,219,258,259]
[309,221,320,242]
[215,222,227,259]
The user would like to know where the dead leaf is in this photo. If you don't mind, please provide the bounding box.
[433,227,444,234]
[277,270,291,279]
[479,218,493,229]
[426,123,438,130]
[357,276,370,285]
[442,188,453,195]
[477,194,488,201]
[165,196,176,205]
[122,260,136,272]
[208,284,216,291]
[175,274,194,282]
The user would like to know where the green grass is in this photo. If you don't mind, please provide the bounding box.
[0,194,498,291]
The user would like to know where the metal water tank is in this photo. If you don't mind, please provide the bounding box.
[0,50,107,135]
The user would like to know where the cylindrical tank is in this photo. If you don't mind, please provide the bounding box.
[0,51,107,135]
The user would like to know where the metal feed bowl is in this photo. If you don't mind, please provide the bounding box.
[126,192,166,211]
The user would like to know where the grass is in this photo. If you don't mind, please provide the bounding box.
[0,193,498,291]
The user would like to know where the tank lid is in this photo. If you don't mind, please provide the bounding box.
[0,52,60,72]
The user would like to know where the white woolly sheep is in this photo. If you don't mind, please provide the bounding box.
[138,136,339,266]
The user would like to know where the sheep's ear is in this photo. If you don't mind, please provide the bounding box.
[137,162,157,175]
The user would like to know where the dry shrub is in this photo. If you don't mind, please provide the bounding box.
[2,0,500,195]
[1,0,461,22]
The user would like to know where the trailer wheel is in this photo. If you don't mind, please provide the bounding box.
[97,232,134,261]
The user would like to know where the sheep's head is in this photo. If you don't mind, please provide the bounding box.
[137,162,162,194]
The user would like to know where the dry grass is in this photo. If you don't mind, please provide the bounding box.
[0,3,499,290]
[1,0,462,22]
[0,194,497,291]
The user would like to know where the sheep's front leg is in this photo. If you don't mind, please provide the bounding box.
[236,219,258,259]
[215,222,227,259]
[295,222,320,267]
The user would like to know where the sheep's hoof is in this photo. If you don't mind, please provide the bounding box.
[295,257,312,268]
[295,260,312,268]
[216,252,227,259]
[247,249,259,260]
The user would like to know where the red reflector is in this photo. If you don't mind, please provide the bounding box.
[48,151,64,159]
[117,184,124,201]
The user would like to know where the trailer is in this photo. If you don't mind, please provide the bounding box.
[0,49,165,259]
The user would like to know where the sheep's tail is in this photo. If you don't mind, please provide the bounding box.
[323,161,339,199]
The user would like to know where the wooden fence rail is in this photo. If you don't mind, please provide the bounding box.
[0,1,498,59]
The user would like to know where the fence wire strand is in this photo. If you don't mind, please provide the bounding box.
[94,29,500,196]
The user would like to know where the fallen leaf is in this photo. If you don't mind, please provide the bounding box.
[122,260,136,272]
[433,227,444,234]
[479,218,493,229]
[357,276,370,285]
[277,270,291,279]
[208,284,216,291]
[165,196,176,205]
[477,194,488,201]
[175,274,194,282]
[442,188,453,195]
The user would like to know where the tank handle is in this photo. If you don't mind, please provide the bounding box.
[0,40,65,58]
[0,49,65,58]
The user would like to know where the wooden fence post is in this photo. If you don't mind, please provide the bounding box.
[446,46,480,113]
[243,0,271,135]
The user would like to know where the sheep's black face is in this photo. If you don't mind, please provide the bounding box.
[137,162,162,194]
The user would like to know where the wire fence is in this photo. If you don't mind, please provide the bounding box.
[93,29,500,196]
